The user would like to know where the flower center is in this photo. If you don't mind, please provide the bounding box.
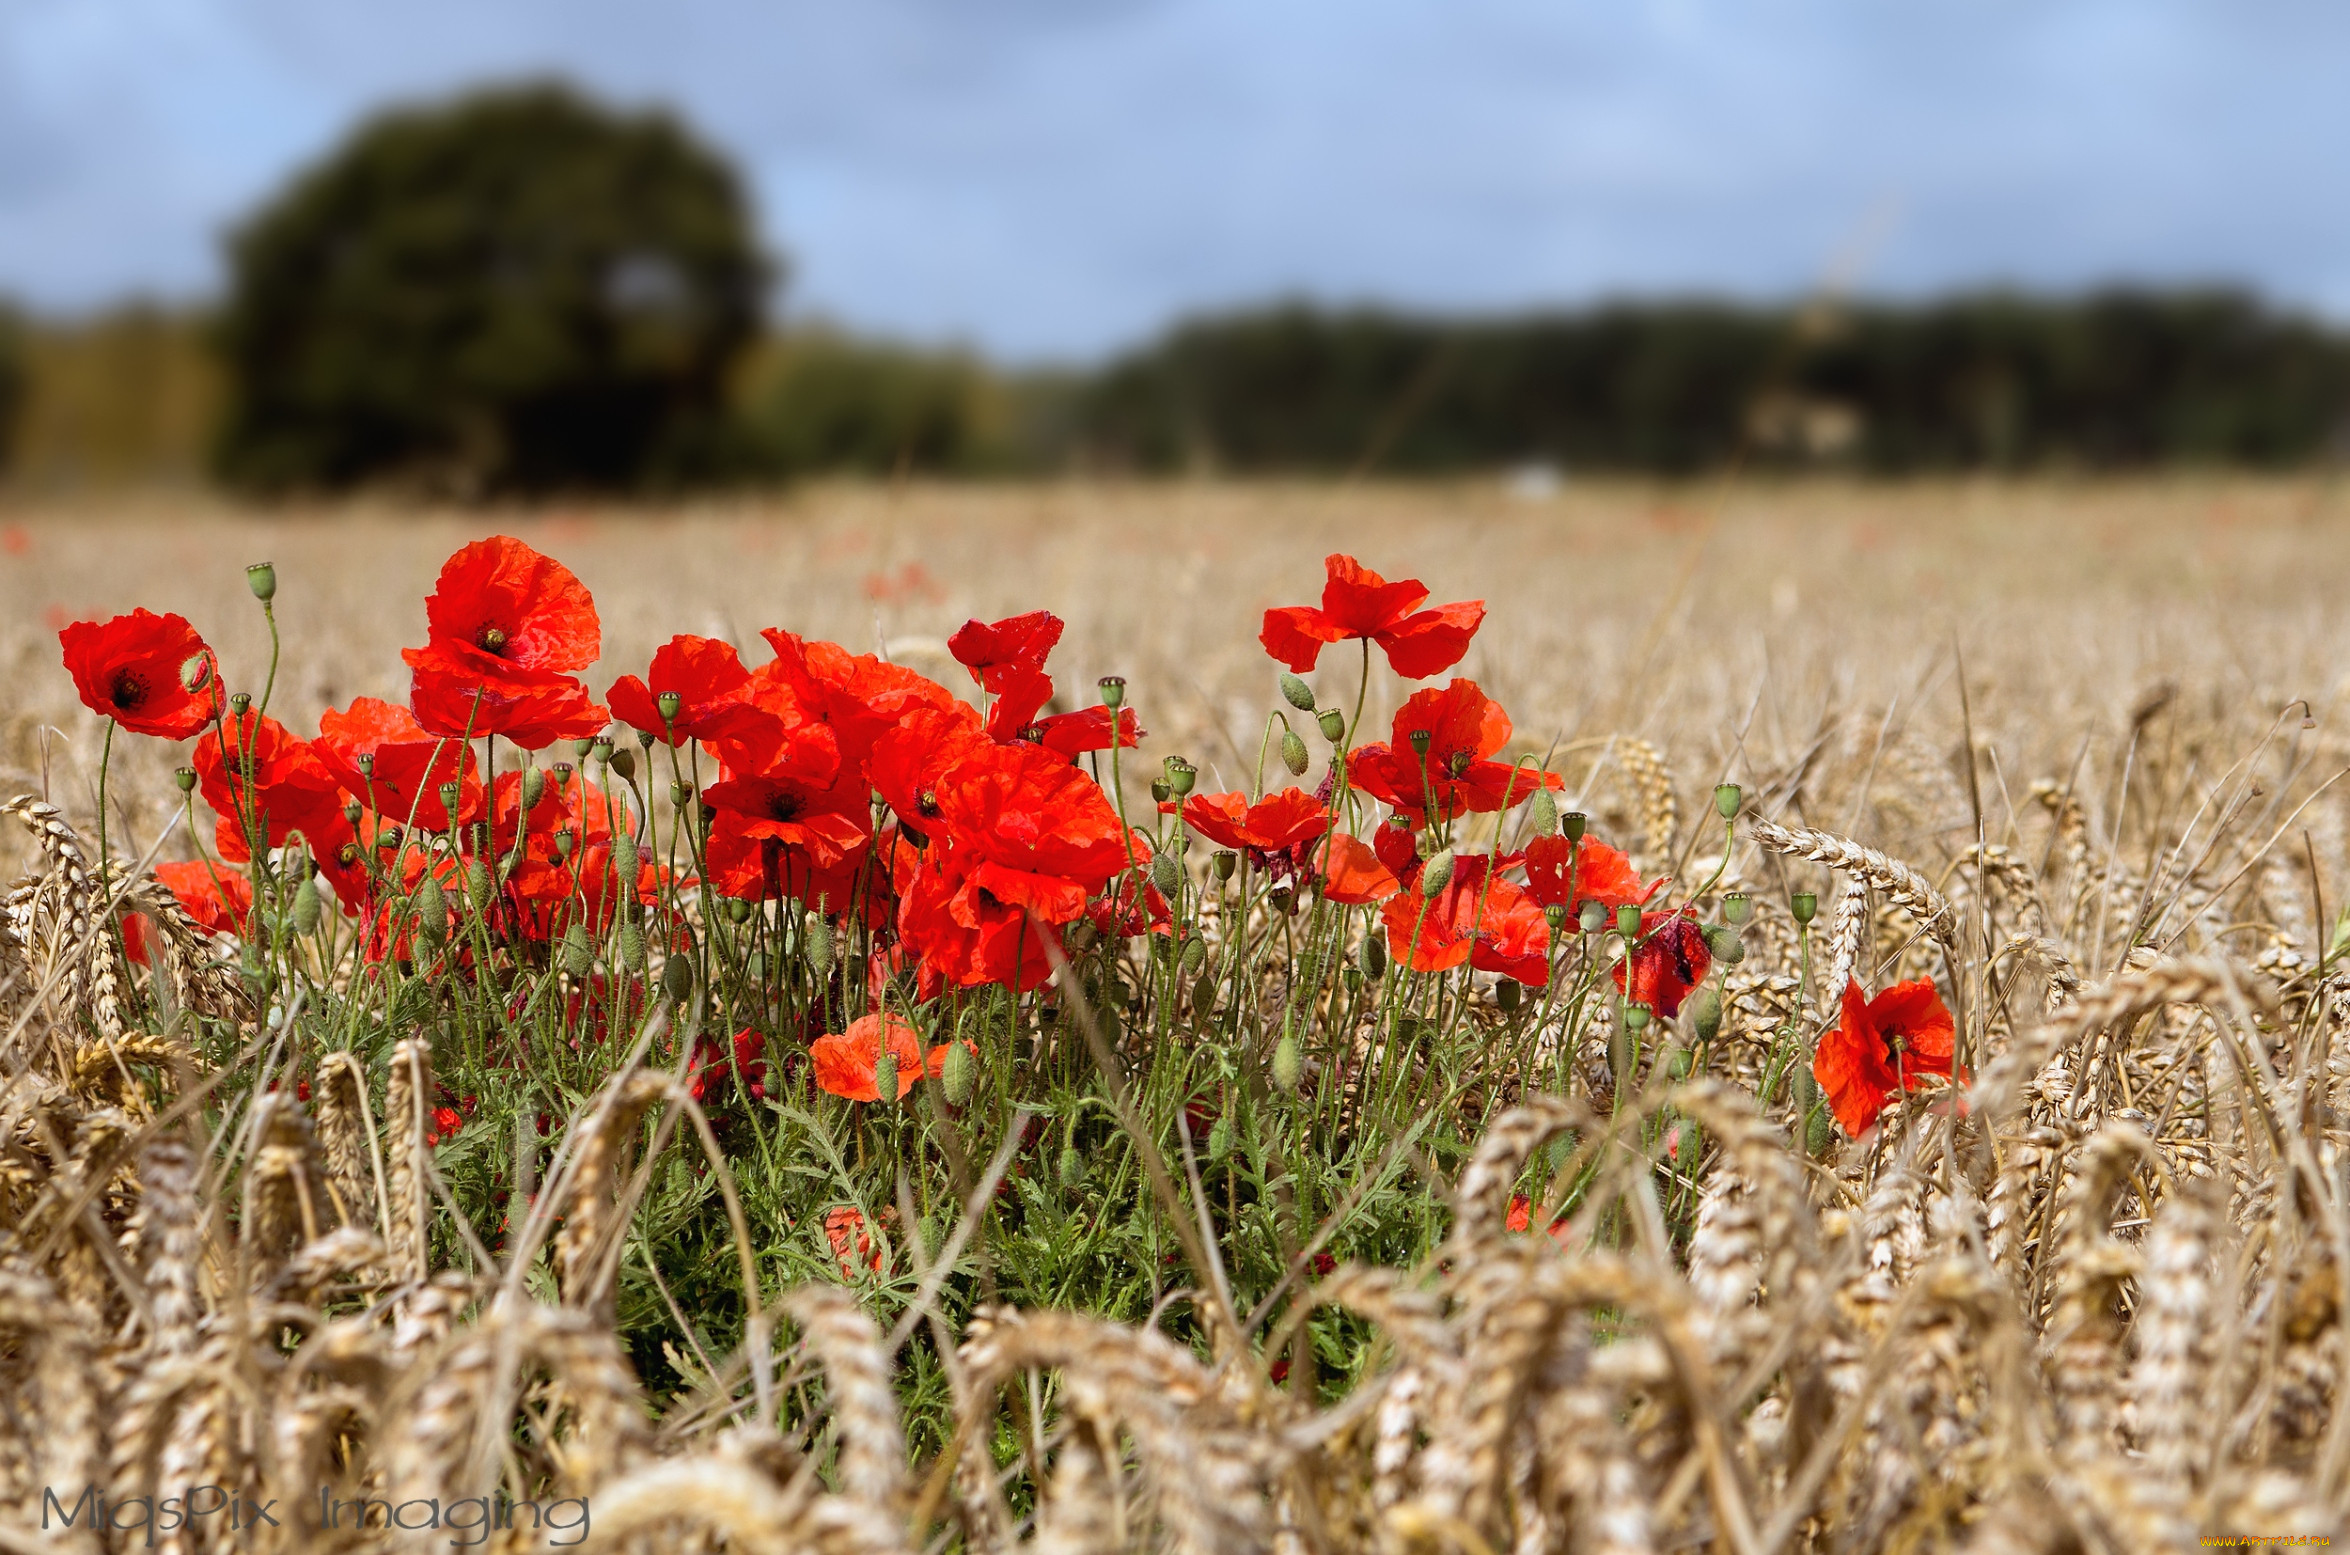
[765,792,805,823]
[476,624,509,654]
[109,669,149,710]
[1447,751,1473,777]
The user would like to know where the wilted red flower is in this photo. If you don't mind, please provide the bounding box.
[1162,788,1331,854]
[1813,978,1959,1136]
[948,610,1064,692]
[1317,832,1402,905]
[122,860,254,964]
[59,609,223,739]
[196,709,351,856]
[809,1013,965,1101]
[1350,679,1562,824]
[824,1205,886,1278]
[422,535,600,672]
[1380,854,1552,986]
[687,1026,769,1104]
[1614,909,1712,1018]
[1259,554,1485,679]
[315,697,484,831]
[606,634,761,745]
[1520,835,1662,916]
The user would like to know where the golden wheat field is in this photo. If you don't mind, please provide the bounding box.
[5,475,2350,1553]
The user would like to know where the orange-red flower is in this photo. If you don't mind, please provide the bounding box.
[123,860,254,963]
[1520,835,1662,916]
[1030,704,1143,758]
[196,709,351,856]
[752,630,957,774]
[1813,978,1959,1136]
[824,1205,886,1278]
[402,537,607,749]
[1380,854,1552,986]
[606,634,761,745]
[403,639,611,750]
[948,610,1063,693]
[870,704,989,837]
[60,609,224,739]
[701,764,872,871]
[1317,832,1402,904]
[687,1026,769,1104]
[809,1013,965,1101]
[1161,788,1331,854]
[1349,679,1561,824]
[1259,554,1485,679]
[1614,909,1712,1019]
[315,697,484,831]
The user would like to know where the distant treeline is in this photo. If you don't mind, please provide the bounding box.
[5,290,2349,487]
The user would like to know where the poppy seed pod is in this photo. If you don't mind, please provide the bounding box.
[1269,885,1295,915]
[1316,707,1346,742]
[245,561,276,602]
[610,747,636,781]
[1614,902,1642,939]
[1407,728,1434,758]
[871,1051,899,1107]
[1280,728,1309,776]
[1098,675,1126,710]
[1545,902,1568,931]
[289,875,321,936]
[342,799,362,825]
[1420,848,1455,894]
[725,897,754,924]
[1689,985,1724,1045]
[1723,891,1752,925]
[1702,923,1745,964]
[1150,778,1172,804]
[1790,890,1818,925]
[669,779,692,807]
[1272,1031,1303,1093]
[1496,979,1522,1012]
[1714,782,1743,820]
[1150,849,1182,896]
[1527,788,1559,836]
[1165,757,1196,796]
[569,738,595,759]
[229,691,252,717]
[1623,1000,1652,1033]
[940,1038,975,1105]
[438,780,462,818]
[1562,811,1588,843]
[1359,933,1387,979]
[174,766,197,793]
[1279,672,1316,712]
[522,766,547,810]
[590,737,615,768]
[1579,899,1607,934]
[1212,850,1237,881]
[655,690,683,724]
[662,952,695,1002]
[554,828,576,861]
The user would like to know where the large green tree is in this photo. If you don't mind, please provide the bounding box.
[214,82,768,494]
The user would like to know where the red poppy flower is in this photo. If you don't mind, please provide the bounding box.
[315,697,484,831]
[606,635,763,745]
[1613,909,1712,1018]
[809,1013,965,1101]
[1161,788,1331,854]
[1380,854,1553,986]
[752,631,957,774]
[1350,679,1562,824]
[930,741,1131,910]
[704,824,883,917]
[948,610,1064,693]
[1521,835,1662,916]
[687,1026,770,1104]
[702,764,872,871]
[1505,1194,1572,1246]
[427,1105,466,1147]
[59,609,224,739]
[870,704,990,836]
[403,638,610,750]
[824,1205,886,1278]
[489,770,653,940]
[122,860,255,964]
[422,536,600,672]
[196,709,351,856]
[1813,978,1959,1136]
[1259,554,1486,679]
[1031,705,1143,758]
[1318,832,1402,905]
[1086,867,1173,938]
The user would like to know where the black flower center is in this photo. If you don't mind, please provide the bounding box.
[765,792,805,823]
[110,670,149,710]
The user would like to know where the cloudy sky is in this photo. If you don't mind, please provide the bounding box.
[1,0,2343,359]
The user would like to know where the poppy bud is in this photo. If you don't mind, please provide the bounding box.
[554,828,576,861]
[1279,672,1316,712]
[438,779,462,818]
[1723,891,1752,925]
[1206,1114,1232,1163]
[1545,902,1568,932]
[569,737,595,759]
[1563,811,1588,843]
[805,916,834,972]
[180,653,215,695]
[1150,778,1172,804]
[940,1039,976,1105]
[1579,900,1607,934]
[656,690,683,725]
[229,691,252,717]
[1150,849,1182,896]
[1495,979,1522,1012]
[1212,850,1237,882]
[560,924,594,975]
[610,746,636,780]
[1180,936,1208,978]
[871,1051,899,1106]
[174,766,197,793]
[1614,903,1642,939]
[414,870,447,933]
[1407,729,1434,758]
[1359,933,1387,980]
[522,767,547,810]
[1272,1031,1303,1092]
[289,874,321,935]
[662,952,695,1002]
[245,561,276,602]
[1790,890,1818,925]
[343,799,362,825]
[464,858,494,908]
[1666,1046,1694,1081]
[612,830,639,882]
[1316,708,1346,742]
[1098,675,1126,710]
[1689,985,1724,1045]
[1279,728,1309,777]
[1058,1143,1085,1189]
[669,779,692,807]
[1420,848,1455,894]
[1702,923,1745,964]
[1527,788,1559,836]
[1713,782,1743,820]
[1164,757,1196,796]
[618,922,645,967]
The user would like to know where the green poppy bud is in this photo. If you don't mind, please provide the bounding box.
[1790,890,1818,925]
[561,924,594,975]
[656,690,683,724]
[805,916,835,972]
[1098,675,1126,710]
[871,1051,899,1106]
[1666,1046,1694,1080]
[289,874,321,935]
[618,922,645,967]
[1272,1031,1303,1092]
[1359,933,1387,980]
[1580,900,1607,934]
[1689,985,1723,1045]
[662,952,695,1002]
[1614,902,1642,939]
[1206,1114,1232,1162]
[1180,937,1208,978]
[1563,811,1588,843]
[1723,891,1752,925]
[612,831,639,886]
[1495,979,1522,1012]
[940,1039,976,1105]
[1608,1014,1634,1087]
[1702,923,1745,964]
[245,561,277,602]
[464,858,494,908]
[174,766,197,793]
[415,872,447,939]
[1151,849,1182,895]
[1280,728,1309,777]
[522,766,547,810]
[1713,782,1743,820]
[438,780,462,820]
[1527,788,1559,836]
[1317,707,1346,742]
[1058,1143,1085,1189]
[1420,848,1455,895]
[1279,672,1316,711]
